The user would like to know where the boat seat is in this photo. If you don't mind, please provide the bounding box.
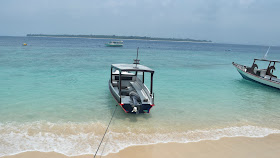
[120,86,133,96]
[121,86,133,92]
[112,81,130,89]
[112,81,118,87]
[130,82,149,103]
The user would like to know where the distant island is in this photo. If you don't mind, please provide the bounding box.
[26,34,212,43]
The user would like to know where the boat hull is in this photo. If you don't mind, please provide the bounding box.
[108,81,154,113]
[233,62,280,89]
[105,44,123,47]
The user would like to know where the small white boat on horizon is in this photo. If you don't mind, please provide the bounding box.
[233,59,280,89]
[105,41,123,47]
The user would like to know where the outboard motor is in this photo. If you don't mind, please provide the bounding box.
[129,91,141,114]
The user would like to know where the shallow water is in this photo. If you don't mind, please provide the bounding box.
[1,36,280,156]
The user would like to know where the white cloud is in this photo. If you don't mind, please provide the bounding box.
[239,0,256,7]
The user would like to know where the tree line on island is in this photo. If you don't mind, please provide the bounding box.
[26,34,212,43]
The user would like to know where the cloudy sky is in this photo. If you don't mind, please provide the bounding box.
[0,0,279,45]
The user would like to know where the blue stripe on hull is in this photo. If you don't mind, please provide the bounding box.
[238,71,256,82]
[237,70,280,90]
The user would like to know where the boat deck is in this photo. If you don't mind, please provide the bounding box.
[113,81,151,104]
[130,82,149,103]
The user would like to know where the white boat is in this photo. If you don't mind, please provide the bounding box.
[109,49,155,113]
[233,59,280,89]
[105,41,123,47]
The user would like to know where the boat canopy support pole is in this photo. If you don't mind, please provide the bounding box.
[268,62,272,80]
[267,61,272,69]
[272,62,276,79]
[251,60,256,68]
[110,67,113,83]
[267,62,276,80]
[150,72,154,95]
[119,70,122,103]
[143,72,145,83]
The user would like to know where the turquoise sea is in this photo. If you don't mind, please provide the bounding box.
[1,36,280,156]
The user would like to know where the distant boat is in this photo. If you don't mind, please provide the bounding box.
[233,59,280,89]
[109,48,155,114]
[105,41,123,47]
[23,43,27,46]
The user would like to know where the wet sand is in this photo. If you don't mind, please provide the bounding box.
[2,134,280,158]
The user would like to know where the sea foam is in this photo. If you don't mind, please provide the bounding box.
[0,121,279,157]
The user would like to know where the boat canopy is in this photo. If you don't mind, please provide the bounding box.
[111,64,154,73]
[254,59,280,63]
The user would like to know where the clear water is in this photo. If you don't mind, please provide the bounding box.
[1,36,280,156]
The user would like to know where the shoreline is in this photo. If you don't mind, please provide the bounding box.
[2,134,280,158]
[1,123,279,157]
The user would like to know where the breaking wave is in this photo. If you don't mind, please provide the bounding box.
[0,121,280,157]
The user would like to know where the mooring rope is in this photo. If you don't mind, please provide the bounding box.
[94,105,118,158]
[99,134,110,158]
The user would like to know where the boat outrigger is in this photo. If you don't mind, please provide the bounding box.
[109,48,155,113]
[233,59,280,89]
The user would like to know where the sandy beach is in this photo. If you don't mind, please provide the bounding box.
[2,134,280,158]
